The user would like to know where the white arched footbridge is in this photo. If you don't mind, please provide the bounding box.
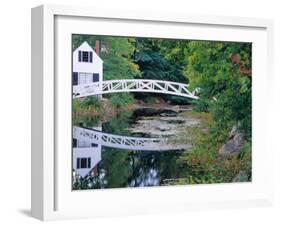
[73,79,199,99]
[73,126,191,151]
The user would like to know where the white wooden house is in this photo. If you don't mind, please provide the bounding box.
[73,41,103,87]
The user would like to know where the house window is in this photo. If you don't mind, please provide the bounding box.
[79,73,93,85]
[77,139,91,148]
[82,51,88,62]
[78,51,93,63]
[77,158,91,169]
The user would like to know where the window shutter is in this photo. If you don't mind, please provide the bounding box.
[73,138,77,148]
[87,158,91,168]
[73,72,78,85]
[77,158,80,169]
[93,73,99,82]
[78,51,82,62]
[89,52,93,62]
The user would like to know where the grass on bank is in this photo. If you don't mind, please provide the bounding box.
[166,111,252,185]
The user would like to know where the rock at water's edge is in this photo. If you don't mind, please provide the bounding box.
[219,133,245,156]
[232,171,249,182]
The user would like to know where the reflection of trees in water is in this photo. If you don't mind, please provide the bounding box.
[73,114,101,128]
[73,109,134,134]
[73,148,186,190]
[102,110,134,135]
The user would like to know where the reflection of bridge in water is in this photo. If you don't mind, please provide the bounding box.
[73,126,191,151]
[73,126,191,178]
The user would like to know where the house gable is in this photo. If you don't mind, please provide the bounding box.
[73,41,103,86]
[74,42,103,64]
[73,145,102,178]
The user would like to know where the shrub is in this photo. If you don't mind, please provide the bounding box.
[81,96,102,109]
[144,96,157,104]
[73,99,83,113]
[109,93,134,108]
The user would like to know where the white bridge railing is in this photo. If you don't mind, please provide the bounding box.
[73,79,199,99]
[73,126,191,151]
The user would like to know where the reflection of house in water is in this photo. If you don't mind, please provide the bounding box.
[72,124,102,178]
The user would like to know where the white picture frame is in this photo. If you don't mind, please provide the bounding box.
[31,4,274,221]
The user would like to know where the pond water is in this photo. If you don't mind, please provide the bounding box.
[72,107,200,190]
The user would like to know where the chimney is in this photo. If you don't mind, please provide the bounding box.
[95,40,100,56]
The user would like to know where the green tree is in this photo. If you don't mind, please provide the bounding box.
[183,41,252,138]
[133,38,190,104]
[134,38,186,83]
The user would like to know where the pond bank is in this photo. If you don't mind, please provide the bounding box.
[73,97,194,122]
